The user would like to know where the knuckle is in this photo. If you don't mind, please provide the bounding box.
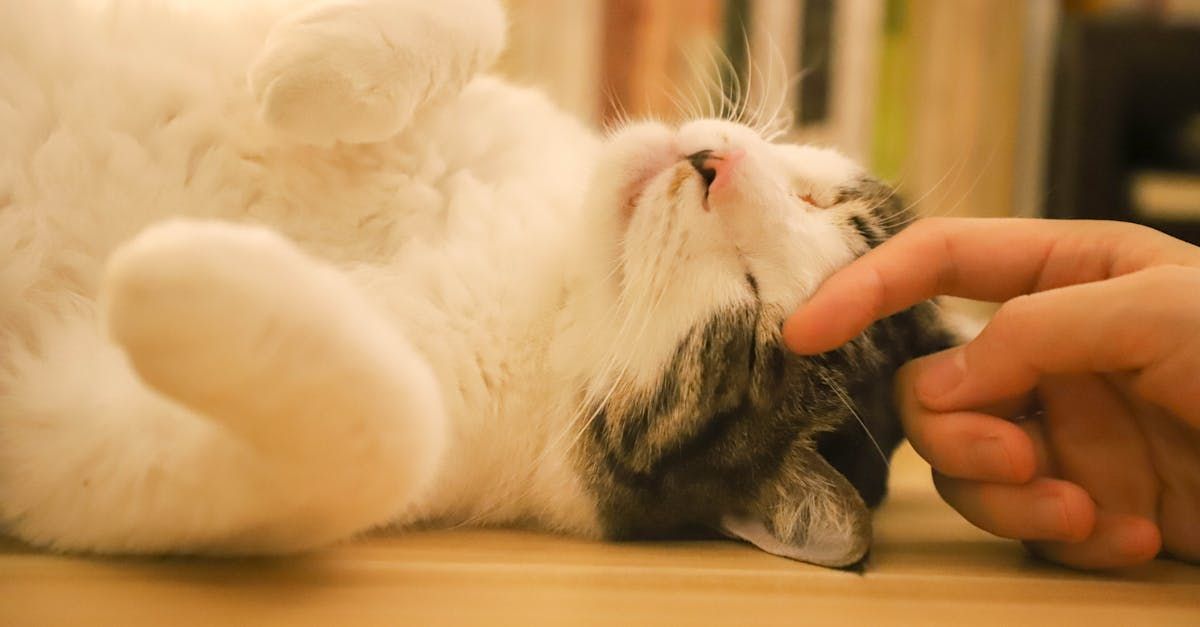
[862,265,888,316]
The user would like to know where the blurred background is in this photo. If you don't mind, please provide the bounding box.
[497,0,1200,243]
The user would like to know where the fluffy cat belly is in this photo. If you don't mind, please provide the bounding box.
[1,0,604,549]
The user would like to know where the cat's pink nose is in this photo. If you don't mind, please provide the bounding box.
[686,149,745,194]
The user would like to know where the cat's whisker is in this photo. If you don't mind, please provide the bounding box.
[601,84,633,134]
[557,239,676,442]
[450,245,670,530]
[555,275,675,463]
[680,73,706,123]
[763,70,803,141]
[888,93,992,225]
[656,48,705,124]
[734,31,758,128]
[712,42,741,121]
[735,38,752,128]
[702,42,740,122]
[439,259,635,530]
[680,44,719,122]
[745,32,776,134]
[660,87,692,125]
[817,371,890,470]
[692,43,719,120]
[467,294,664,529]
[939,143,1000,219]
[890,151,970,223]
[748,65,773,134]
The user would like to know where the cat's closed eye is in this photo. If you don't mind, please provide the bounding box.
[795,192,831,209]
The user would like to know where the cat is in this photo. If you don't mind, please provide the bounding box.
[0,0,953,567]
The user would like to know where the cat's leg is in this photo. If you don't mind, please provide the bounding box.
[248,0,506,146]
[0,221,445,553]
[0,316,299,553]
[102,220,448,551]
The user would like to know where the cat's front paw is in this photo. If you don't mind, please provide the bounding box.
[248,1,505,146]
[249,11,414,146]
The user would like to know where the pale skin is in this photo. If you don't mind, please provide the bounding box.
[783,218,1200,570]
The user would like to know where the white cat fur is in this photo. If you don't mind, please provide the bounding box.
[0,0,868,555]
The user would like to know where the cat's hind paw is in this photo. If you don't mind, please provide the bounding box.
[102,220,316,400]
[101,219,446,537]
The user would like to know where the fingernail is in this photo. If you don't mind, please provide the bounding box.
[916,348,965,403]
[1034,495,1070,538]
[969,437,1014,479]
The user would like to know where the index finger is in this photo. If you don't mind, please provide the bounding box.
[782,217,1195,354]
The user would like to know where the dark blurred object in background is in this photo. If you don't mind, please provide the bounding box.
[1048,5,1200,244]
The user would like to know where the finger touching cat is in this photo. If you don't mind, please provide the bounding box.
[782,218,1200,355]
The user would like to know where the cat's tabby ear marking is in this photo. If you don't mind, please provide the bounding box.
[720,444,871,568]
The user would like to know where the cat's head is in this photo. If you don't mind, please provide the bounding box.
[568,119,950,567]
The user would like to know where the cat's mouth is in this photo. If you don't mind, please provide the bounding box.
[617,152,675,227]
[618,150,719,227]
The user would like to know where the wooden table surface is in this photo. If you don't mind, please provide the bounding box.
[2,445,1198,626]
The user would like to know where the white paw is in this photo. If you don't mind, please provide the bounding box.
[721,514,869,568]
[102,220,313,395]
[248,4,424,145]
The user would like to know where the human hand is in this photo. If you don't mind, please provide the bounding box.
[783,218,1200,569]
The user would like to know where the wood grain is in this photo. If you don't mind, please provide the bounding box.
[3,445,1197,626]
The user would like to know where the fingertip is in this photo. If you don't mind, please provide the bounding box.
[1028,513,1162,570]
[1114,515,1163,562]
[1053,482,1098,542]
[783,269,883,354]
[780,312,821,354]
[782,309,830,353]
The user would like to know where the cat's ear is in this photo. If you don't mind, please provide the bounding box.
[719,444,871,568]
